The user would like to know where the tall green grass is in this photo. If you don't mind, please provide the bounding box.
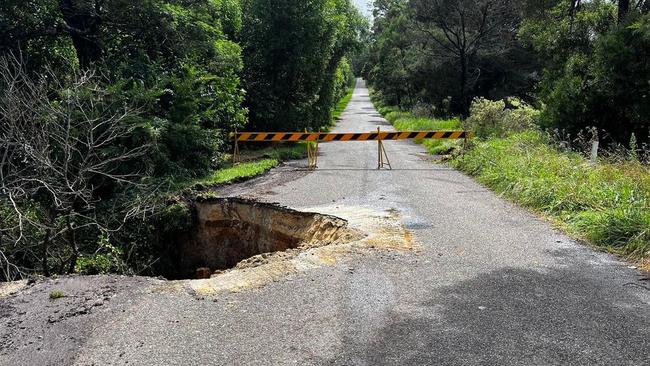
[332,79,357,122]
[378,105,462,155]
[453,131,650,259]
[198,159,279,186]
[167,144,306,190]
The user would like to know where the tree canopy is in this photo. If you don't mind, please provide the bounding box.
[241,0,366,131]
[0,0,364,280]
[362,0,650,143]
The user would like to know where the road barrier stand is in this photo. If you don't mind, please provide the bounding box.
[306,129,320,170]
[377,127,392,170]
[233,129,241,164]
[232,128,473,169]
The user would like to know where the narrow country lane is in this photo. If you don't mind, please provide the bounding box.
[5,80,649,366]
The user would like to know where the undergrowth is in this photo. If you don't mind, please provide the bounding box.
[377,105,462,154]
[332,79,357,123]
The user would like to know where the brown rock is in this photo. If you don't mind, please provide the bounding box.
[195,267,212,279]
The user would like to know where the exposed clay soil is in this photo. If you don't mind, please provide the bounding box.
[164,198,363,279]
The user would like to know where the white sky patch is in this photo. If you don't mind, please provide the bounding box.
[353,0,372,18]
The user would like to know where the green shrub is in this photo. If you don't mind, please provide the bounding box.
[332,76,356,122]
[160,203,194,233]
[521,3,650,144]
[49,290,65,300]
[75,234,127,275]
[411,103,437,118]
[465,97,539,138]
[242,0,364,131]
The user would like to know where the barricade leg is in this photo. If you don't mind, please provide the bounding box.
[377,127,392,170]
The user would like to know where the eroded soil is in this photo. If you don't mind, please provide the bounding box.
[0,202,417,365]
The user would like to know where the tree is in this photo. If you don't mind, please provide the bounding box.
[619,0,630,22]
[522,0,650,143]
[409,0,521,117]
[0,56,150,279]
[241,0,363,131]
[366,0,419,107]
[1,0,247,178]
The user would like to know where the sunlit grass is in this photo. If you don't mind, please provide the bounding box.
[202,144,307,185]
[332,79,357,122]
[379,107,463,155]
[166,144,306,191]
[453,130,650,259]
[199,159,280,185]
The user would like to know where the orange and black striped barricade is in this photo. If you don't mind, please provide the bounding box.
[232,128,473,169]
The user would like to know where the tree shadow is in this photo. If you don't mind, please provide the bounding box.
[325,266,650,365]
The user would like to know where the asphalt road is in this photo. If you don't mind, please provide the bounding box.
[3,80,650,365]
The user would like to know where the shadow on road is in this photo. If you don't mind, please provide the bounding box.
[322,266,650,365]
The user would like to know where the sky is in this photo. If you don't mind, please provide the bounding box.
[353,0,372,18]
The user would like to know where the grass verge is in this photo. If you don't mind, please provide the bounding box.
[198,159,280,186]
[376,105,462,155]
[371,97,649,264]
[332,79,357,122]
[452,131,650,261]
[169,144,306,191]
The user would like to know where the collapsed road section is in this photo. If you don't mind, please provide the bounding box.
[163,198,361,279]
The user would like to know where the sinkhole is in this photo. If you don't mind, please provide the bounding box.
[162,198,359,280]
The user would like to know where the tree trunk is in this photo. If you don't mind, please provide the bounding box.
[66,217,78,274]
[42,229,51,277]
[569,0,581,31]
[618,0,630,23]
[59,0,102,69]
[459,51,469,118]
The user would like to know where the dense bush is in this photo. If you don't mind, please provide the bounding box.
[0,60,153,280]
[332,58,356,106]
[0,1,365,280]
[1,0,247,178]
[241,0,365,131]
[465,97,540,138]
[362,1,650,144]
[522,2,650,144]
[363,0,539,115]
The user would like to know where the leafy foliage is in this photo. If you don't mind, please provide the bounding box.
[363,0,650,144]
[522,0,650,144]
[1,0,247,178]
[241,0,365,131]
[0,1,364,280]
[363,0,539,115]
[466,97,540,138]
